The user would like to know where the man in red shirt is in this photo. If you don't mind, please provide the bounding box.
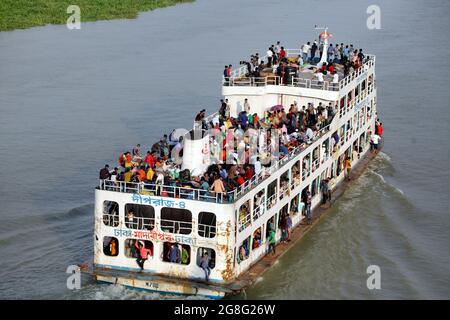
[144,151,156,168]
[279,47,286,60]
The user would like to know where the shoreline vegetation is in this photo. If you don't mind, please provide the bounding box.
[0,0,194,32]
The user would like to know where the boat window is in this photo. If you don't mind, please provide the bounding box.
[361,79,366,92]
[301,187,309,216]
[237,236,251,264]
[347,91,352,107]
[252,227,263,250]
[267,180,277,209]
[103,237,118,257]
[197,247,216,270]
[125,238,153,259]
[266,214,277,238]
[311,177,320,197]
[162,242,190,265]
[312,147,320,172]
[278,204,289,228]
[290,194,300,215]
[238,200,251,232]
[355,83,360,98]
[279,170,290,200]
[340,97,345,112]
[160,208,192,235]
[124,203,155,230]
[253,190,265,222]
[102,201,119,227]
[198,212,216,238]
[291,160,300,189]
[302,154,311,180]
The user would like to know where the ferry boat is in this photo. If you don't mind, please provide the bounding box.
[85,30,380,299]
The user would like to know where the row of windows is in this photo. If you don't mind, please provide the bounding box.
[102,204,217,238]
[103,237,216,269]
[237,131,370,262]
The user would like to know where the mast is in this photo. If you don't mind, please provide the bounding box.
[314,25,331,66]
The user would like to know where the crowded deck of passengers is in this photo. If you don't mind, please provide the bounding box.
[98,97,341,203]
[223,40,371,90]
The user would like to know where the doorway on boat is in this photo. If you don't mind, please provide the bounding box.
[124,238,154,260]
[196,247,216,269]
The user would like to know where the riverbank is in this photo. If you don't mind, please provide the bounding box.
[0,0,194,31]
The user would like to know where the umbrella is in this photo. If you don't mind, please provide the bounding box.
[270,104,284,112]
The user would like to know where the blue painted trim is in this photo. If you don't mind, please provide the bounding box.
[96,280,223,300]
[94,263,223,283]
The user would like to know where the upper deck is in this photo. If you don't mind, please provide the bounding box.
[224,49,375,93]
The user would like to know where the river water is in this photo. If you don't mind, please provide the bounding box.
[0,0,449,299]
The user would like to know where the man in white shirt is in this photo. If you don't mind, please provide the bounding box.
[370,133,381,152]
[302,42,310,63]
[332,71,339,90]
[316,71,324,84]
[267,48,273,66]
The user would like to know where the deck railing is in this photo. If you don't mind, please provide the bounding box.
[225,51,375,92]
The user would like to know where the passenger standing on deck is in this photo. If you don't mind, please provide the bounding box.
[320,178,331,204]
[345,157,352,180]
[168,243,180,263]
[200,251,211,282]
[370,133,381,152]
[301,41,310,63]
[267,47,273,67]
[311,41,318,63]
[267,228,276,255]
[135,240,152,271]
[305,190,312,223]
[99,164,110,189]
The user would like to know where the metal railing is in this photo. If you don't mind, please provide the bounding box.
[225,50,375,92]
[160,218,192,235]
[100,180,229,203]
[198,223,216,238]
[125,217,155,230]
[252,199,265,222]
[103,213,119,227]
